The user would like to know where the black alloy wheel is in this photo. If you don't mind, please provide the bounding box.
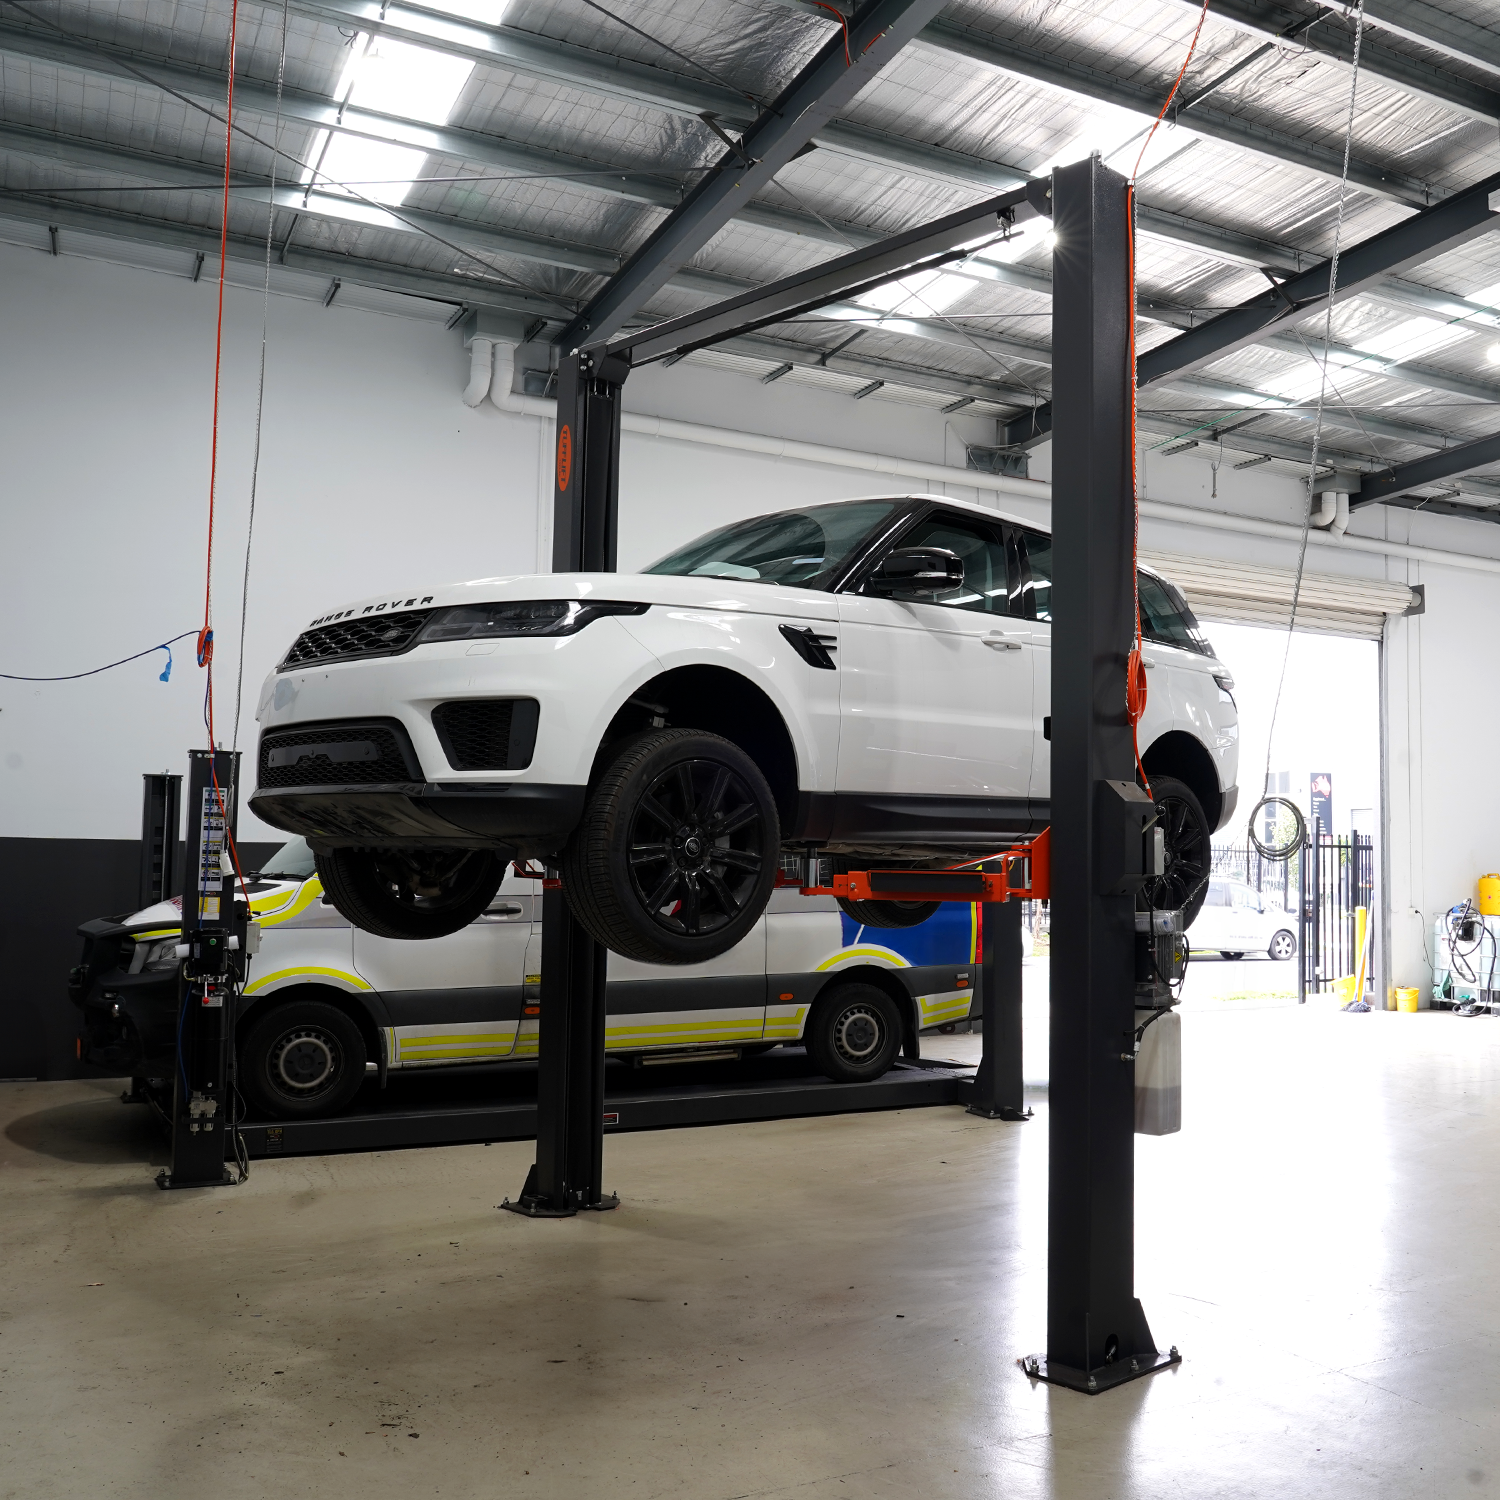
[1138,774,1211,929]
[240,999,367,1119]
[837,897,941,929]
[563,729,779,965]
[316,846,505,940]
[1269,929,1297,961]
[804,982,903,1083]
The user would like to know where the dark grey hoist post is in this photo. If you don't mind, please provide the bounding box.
[157,749,243,1191]
[503,348,625,1218]
[962,895,1030,1121]
[1024,156,1178,1392]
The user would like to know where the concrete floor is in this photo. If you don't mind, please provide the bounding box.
[4,1005,1499,1499]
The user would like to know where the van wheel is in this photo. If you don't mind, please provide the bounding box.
[563,729,778,965]
[316,847,505,940]
[837,898,941,929]
[1139,775,1210,928]
[240,999,367,1120]
[804,983,902,1083]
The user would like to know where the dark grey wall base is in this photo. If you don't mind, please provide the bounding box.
[0,837,280,1081]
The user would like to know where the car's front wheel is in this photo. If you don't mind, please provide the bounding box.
[1269,929,1297,961]
[239,998,367,1119]
[316,847,506,940]
[562,729,779,965]
[1139,774,1211,928]
[804,982,903,1083]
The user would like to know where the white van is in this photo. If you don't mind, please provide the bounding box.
[71,837,979,1119]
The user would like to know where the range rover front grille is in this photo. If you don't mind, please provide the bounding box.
[280,610,435,670]
[431,699,539,771]
[257,721,418,790]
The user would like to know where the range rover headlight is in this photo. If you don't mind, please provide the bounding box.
[418,600,647,642]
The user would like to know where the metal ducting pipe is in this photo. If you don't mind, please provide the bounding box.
[489,341,555,418]
[1330,491,1351,537]
[462,336,493,408]
[1309,491,1339,529]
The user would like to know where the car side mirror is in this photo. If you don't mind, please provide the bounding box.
[868,547,965,597]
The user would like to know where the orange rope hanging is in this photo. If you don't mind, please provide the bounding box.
[1124,1,1209,798]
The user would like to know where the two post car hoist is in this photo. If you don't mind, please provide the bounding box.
[503,154,1178,1393]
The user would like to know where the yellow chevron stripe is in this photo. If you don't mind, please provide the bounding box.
[816,946,909,971]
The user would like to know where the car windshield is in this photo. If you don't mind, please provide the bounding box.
[258,836,318,882]
[644,500,899,589]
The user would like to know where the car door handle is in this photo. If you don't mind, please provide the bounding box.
[984,632,1024,650]
[477,903,525,920]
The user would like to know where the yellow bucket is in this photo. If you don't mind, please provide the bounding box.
[1396,987,1421,1013]
[1480,875,1500,917]
[1333,975,1358,1003]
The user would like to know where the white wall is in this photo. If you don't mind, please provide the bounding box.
[6,229,1500,995]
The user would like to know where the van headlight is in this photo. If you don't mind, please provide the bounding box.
[129,938,183,975]
[418,601,647,642]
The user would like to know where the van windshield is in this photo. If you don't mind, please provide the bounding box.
[258,836,318,882]
[644,500,899,589]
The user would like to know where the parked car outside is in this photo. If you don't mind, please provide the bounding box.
[250,494,1239,963]
[1189,878,1297,960]
[70,837,980,1119]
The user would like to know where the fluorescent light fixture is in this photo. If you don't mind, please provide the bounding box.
[857,268,971,317]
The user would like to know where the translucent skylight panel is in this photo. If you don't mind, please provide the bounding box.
[858,268,970,316]
[1353,316,1469,364]
[340,35,476,125]
[303,130,429,204]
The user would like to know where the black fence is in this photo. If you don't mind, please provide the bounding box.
[1300,829,1375,1001]
[1211,831,1375,1001]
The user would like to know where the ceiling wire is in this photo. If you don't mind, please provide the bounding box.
[0,1,575,310]
[1263,0,1368,800]
[233,0,289,753]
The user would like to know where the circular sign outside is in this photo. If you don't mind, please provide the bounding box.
[556,423,572,491]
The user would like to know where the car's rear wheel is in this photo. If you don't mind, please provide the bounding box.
[804,982,903,1083]
[562,729,779,965]
[1269,929,1297,961]
[316,847,505,940]
[837,898,941,929]
[240,999,367,1119]
[1220,950,1245,961]
[1139,775,1211,928]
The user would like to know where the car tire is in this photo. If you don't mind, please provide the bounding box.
[1220,951,1245,960]
[837,897,941,929]
[562,729,779,965]
[1139,774,1211,928]
[1269,930,1297,961]
[804,982,903,1083]
[239,999,367,1120]
[316,847,505,940]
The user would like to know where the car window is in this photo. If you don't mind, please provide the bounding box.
[876,514,1013,614]
[258,836,318,881]
[1015,528,1052,621]
[644,499,899,589]
[1206,881,1229,907]
[1139,573,1216,657]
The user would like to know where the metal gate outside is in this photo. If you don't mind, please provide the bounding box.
[1299,827,1375,1001]
[1210,831,1375,1002]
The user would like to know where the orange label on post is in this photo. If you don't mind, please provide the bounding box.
[556,423,572,491]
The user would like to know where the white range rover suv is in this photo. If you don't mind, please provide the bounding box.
[252,495,1238,964]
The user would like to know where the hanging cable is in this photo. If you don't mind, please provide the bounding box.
[233,0,289,752]
[1256,0,1368,837]
[0,631,196,681]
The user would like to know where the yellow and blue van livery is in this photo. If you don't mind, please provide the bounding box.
[72,837,978,1119]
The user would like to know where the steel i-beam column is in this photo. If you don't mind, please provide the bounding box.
[1026,156,1177,1393]
[505,345,626,1217]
